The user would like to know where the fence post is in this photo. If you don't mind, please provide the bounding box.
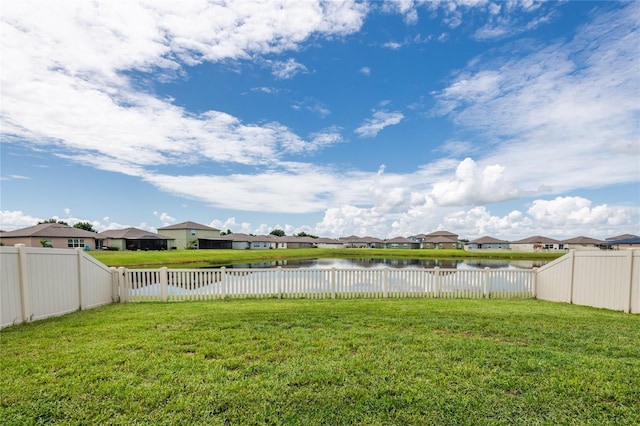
[117,267,127,303]
[16,244,31,323]
[483,267,490,299]
[568,250,576,304]
[532,268,538,299]
[110,267,119,302]
[76,249,84,310]
[160,267,168,302]
[277,266,282,299]
[221,267,226,299]
[434,267,440,298]
[625,250,633,314]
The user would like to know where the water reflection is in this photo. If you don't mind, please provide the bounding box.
[218,258,548,270]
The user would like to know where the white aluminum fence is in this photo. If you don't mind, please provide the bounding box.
[1,246,116,329]
[118,266,534,302]
[536,250,640,313]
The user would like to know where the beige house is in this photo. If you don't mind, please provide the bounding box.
[510,236,564,252]
[0,223,105,249]
[158,221,221,249]
[410,231,460,249]
[561,236,605,251]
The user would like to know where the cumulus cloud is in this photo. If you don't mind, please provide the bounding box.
[314,205,388,237]
[0,210,43,230]
[430,158,519,206]
[354,111,404,137]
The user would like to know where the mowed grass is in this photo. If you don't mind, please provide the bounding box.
[1,299,638,425]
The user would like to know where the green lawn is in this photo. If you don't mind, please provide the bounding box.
[89,248,563,268]
[1,299,638,425]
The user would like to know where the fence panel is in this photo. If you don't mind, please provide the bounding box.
[81,252,116,309]
[1,248,23,328]
[571,251,634,312]
[27,248,81,321]
[536,254,574,302]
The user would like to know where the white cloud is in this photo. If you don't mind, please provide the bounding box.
[0,210,43,230]
[314,205,388,237]
[434,3,640,198]
[360,66,371,76]
[270,58,308,79]
[153,211,176,227]
[528,197,633,229]
[1,0,366,174]
[354,111,404,137]
[430,158,518,206]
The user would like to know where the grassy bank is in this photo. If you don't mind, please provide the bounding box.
[1,299,638,425]
[89,248,563,268]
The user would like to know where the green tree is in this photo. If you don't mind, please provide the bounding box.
[73,222,96,232]
[270,229,285,237]
[38,218,68,226]
[295,231,318,239]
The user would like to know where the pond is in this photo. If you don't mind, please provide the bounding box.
[217,258,549,270]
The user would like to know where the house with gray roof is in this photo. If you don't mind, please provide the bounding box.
[410,231,460,249]
[0,223,105,249]
[338,236,384,248]
[466,236,510,251]
[561,236,606,251]
[101,227,174,251]
[158,221,221,249]
[384,237,420,249]
[510,236,564,252]
[219,233,275,250]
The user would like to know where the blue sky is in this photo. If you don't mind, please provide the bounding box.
[1,0,639,240]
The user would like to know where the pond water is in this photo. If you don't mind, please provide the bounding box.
[218,258,549,270]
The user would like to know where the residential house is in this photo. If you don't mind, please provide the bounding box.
[101,227,174,251]
[466,236,510,251]
[338,236,384,248]
[607,236,640,250]
[561,236,606,251]
[315,238,346,249]
[410,231,460,249]
[277,236,316,249]
[219,233,274,250]
[158,221,221,249]
[0,223,105,249]
[384,237,420,249]
[510,236,564,252]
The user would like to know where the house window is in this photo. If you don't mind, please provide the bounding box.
[190,230,196,236]
[68,239,85,248]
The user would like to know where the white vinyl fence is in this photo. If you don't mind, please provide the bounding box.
[536,250,640,313]
[2,248,639,329]
[117,266,534,302]
[1,246,116,328]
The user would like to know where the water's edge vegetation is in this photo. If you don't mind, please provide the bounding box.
[89,248,564,268]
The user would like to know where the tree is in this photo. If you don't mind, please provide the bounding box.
[295,231,318,239]
[270,229,285,237]
[38,218,68,226]
[73,222,97,232]
[220,229,233,236]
